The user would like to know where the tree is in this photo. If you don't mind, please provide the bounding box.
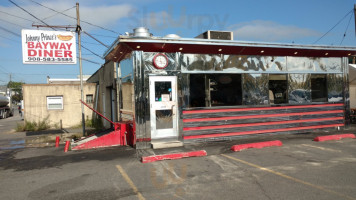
[7,81,24,102]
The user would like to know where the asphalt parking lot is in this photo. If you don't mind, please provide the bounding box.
[0,131,355,200]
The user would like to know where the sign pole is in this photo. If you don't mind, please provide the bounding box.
[76,3,85,136]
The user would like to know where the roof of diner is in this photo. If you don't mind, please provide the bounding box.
[104,35,356,62]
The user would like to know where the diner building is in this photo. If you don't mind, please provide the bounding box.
[89,28,356,149]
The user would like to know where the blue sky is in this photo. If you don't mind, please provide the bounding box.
[0,0,356,84]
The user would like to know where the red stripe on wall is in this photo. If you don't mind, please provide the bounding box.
[183,117,343,131]
[183,103,344,114]
[183,124,344,140]
[183,110,343,123]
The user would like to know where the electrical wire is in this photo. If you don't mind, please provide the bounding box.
[8,0,56,31]
[313,9,353,44]
[0,18,27,29]
[41,6,76,21]
[0,25,21,37]
[28,0,120,35]
[0,35,20,43]
[339,10,353,45]
[0,10,36,23]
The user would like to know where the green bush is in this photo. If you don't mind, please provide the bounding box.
[16,118,51,132]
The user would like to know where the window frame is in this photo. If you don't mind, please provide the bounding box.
[47,96,63,110]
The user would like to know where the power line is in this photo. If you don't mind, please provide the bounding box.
[0,18,27,29]
[339,10,353,45]
[28,0,120,34]
[0,25,21,37]
[313,9,353,44]
[0,10,36,23]
[83,31,109,48]
[8,0,56,30]
[0,35,20,43]
[42,6,76,21]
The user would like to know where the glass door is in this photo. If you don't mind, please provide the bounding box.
[149,76,178,139]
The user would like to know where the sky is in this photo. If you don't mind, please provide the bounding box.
[0,0,356,84]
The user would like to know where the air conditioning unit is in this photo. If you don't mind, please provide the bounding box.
[195,30,233,40]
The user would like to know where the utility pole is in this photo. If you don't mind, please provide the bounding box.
[76,3,85,136]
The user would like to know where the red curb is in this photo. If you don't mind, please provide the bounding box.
[230,140,283,152]
[313,134,356,142]
[141,150,207,163]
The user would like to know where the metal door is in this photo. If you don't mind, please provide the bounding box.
[149,76,178,139]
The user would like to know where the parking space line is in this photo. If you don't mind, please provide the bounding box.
[116,165,145,200]
[301,144,341,152]
[221,154,356,200]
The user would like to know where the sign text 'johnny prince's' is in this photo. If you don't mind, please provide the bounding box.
[22,29,77,64]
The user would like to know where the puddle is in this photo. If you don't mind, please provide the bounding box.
[0,145,25,150]
[10,140,25,145]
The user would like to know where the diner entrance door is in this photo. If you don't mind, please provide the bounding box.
[149,76,178,139]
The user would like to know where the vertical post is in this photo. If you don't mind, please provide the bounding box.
[76,3,85,136]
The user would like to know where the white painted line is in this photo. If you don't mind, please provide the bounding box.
[301,144,341,152]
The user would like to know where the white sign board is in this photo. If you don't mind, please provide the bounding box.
[22,29,76,64]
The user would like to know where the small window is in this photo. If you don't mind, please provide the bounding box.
[47,96,63,110]
[86,94,94,104]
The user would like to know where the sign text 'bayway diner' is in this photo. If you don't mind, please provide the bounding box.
[22,29,77,65]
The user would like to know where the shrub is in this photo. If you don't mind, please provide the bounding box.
[16,118,51,132]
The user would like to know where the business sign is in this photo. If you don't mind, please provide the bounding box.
[22,29,76,64]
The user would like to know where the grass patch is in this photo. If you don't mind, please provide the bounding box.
[16,118,51,132]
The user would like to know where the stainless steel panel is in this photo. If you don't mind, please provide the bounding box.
[327,73,343,103]
[242,74,269,105]
[288,74,311,104]
[287,57,342,73]
[134,51,151,149]
[143,52,177,71]
[182,54,222,71]
[223,55,287,72]
[342,57,350,127]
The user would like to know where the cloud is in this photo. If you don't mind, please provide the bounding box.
[229,20,320,42]
[0,1,134,34]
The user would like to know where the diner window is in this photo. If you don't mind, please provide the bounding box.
[189,74,242,107]
[311,74,327,102]
[47,96,63,110]
[86,94,93,104]
[269,74,288,104]
[209,74,242,106]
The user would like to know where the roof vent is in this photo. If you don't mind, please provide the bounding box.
[133,27,152,37]
[196,30,233,40]
[164,34,181,39]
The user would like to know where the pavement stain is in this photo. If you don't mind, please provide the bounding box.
[0,146,137,171]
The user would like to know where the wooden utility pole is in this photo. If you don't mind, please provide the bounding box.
[76,3,85,136]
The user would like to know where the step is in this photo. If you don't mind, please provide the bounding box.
[152,141,183,149]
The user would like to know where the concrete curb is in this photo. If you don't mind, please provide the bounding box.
[230,140,283,152]
[313,134,356,142]
[141,150,207,163]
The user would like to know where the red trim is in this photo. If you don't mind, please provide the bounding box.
[183,110,343,123]
[231,140,283,152]
[183,103,344,114]
[184,117,343,131]
[141,150,207,163]
[313,134,355,142]
[183,124,344,140]
[72,130,122,150]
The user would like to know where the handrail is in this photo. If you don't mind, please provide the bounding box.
[80,100,119,131]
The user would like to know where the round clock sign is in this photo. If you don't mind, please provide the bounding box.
[153,53,169,69]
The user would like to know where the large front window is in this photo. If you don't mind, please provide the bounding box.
[189,74,242,107]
